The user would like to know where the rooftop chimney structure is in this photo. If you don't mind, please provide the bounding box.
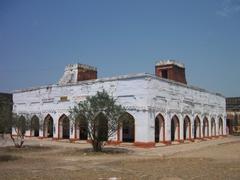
[155,60,187,84]
[59,64,97,85]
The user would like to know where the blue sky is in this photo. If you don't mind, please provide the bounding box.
[0,0,240,97]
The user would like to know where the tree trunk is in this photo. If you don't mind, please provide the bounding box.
[92,140,102,152]
[10,133,24,148]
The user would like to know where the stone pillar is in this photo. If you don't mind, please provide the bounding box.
[191,119,194,140]
[133,110,155,148]
[201,118,204,139]
[223,116,227,136]
[70,120,75,140]
[216,119,220,136]
[179,115,184,142]
[39,116,44,138]
[25,130,31,137]
[209,119,212,137]
[53,114,59,139]
[164,113,171,144]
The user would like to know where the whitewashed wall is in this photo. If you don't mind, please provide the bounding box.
[13,73,226,143]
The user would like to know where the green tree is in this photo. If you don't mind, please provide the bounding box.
[0,98,12,137]
[0,103,8,136]
[69,90,125,152]
[10,113,31,148]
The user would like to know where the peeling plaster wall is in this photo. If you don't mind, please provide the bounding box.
[12,73,226,143]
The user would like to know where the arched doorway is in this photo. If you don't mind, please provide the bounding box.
[171,115,180,141]
[43,115,53,138]
[120,113,135,143]
[184,116,191,140]
[203,117,209,138]
[155,114,165,143]
[211,118,216,137]
[30,115,39,137]
[194,116,201,139]
[219,118,223,135]
[75,115,88,140]
[58,114,70,139]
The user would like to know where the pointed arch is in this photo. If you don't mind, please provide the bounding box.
[155,113,165,143]
[43,114,53,138]
[119,112,135,143]
[194,116,201,139]
[171,115,180,141]
[58,114,70,139]
[211,118,216,137]
[219,117,223,136]
[203,117,209,138]
[30,115,39,137]
[75,114,88,140]
[183,115,191,140]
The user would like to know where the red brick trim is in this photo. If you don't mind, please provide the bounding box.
[177,140,184,143]
[107,140,121,145]
[162,141,171,145]
[69,138,78,142]
[134,142,155,148]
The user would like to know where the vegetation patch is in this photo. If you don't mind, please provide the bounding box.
[58,147,133,156]
[0,155,19,162]
[0,145,53,154]
[83,147,134,155]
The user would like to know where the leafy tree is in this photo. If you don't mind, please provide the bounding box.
[0,103,8,136]
[10,113,31,148]
[69,90,126,152]
[0,97,12,137]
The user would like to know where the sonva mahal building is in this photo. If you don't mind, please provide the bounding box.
[12,60,226,147]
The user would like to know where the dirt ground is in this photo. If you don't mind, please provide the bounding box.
[1,136,240,180]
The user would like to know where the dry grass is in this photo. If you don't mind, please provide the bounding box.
[0,137,240,180]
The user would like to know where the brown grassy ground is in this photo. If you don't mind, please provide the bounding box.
[0,136,240,180]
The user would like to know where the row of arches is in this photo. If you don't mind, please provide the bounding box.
[27,113,136,142]
[25,113,224,144]
[154,114,224,143]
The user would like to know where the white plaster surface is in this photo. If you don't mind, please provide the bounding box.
[13,72,226,143]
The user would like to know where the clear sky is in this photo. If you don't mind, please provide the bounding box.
[0,0,240,97]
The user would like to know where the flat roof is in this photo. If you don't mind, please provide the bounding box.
[12,73,224,98]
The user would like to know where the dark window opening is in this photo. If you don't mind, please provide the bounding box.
[162,70,168,79]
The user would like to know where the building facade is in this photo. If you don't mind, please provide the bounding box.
[12,61,226,147]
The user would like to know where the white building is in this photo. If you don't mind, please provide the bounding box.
[12,60,226,147]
